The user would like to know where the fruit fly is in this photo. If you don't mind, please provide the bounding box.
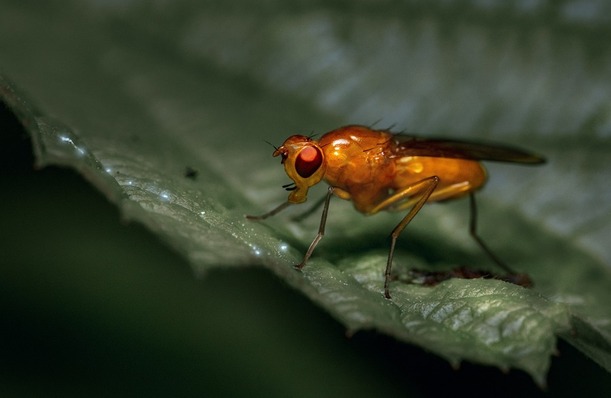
[247,125,545,299]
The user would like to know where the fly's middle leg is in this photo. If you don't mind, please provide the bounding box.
[382,176,440,299]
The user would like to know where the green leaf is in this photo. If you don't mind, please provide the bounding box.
[1,0,610,387]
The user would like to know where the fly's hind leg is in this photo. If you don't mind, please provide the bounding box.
[371,176,440,299]
[468,193,533,287]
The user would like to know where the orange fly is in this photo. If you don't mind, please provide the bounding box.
[247,125,545,299]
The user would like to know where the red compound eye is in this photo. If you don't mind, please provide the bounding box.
[295,146,323,178]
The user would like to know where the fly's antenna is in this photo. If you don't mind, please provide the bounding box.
[264,140,279,151]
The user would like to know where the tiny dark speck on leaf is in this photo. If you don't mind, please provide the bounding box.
[184,166,198,180]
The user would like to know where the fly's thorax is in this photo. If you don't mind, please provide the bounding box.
[319,128,395,189]
[315,129,396,213]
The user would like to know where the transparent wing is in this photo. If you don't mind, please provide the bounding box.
[391,135,545,164]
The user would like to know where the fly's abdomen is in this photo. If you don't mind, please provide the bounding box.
[393,156,487,202]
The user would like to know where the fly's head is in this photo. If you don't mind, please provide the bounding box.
[273,135,326,203]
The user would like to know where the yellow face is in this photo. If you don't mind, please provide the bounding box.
[273,135,326,203]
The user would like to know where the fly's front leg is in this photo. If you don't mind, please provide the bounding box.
[246,201,292,220]
[371,176,440,299]
[295,186,335,270]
